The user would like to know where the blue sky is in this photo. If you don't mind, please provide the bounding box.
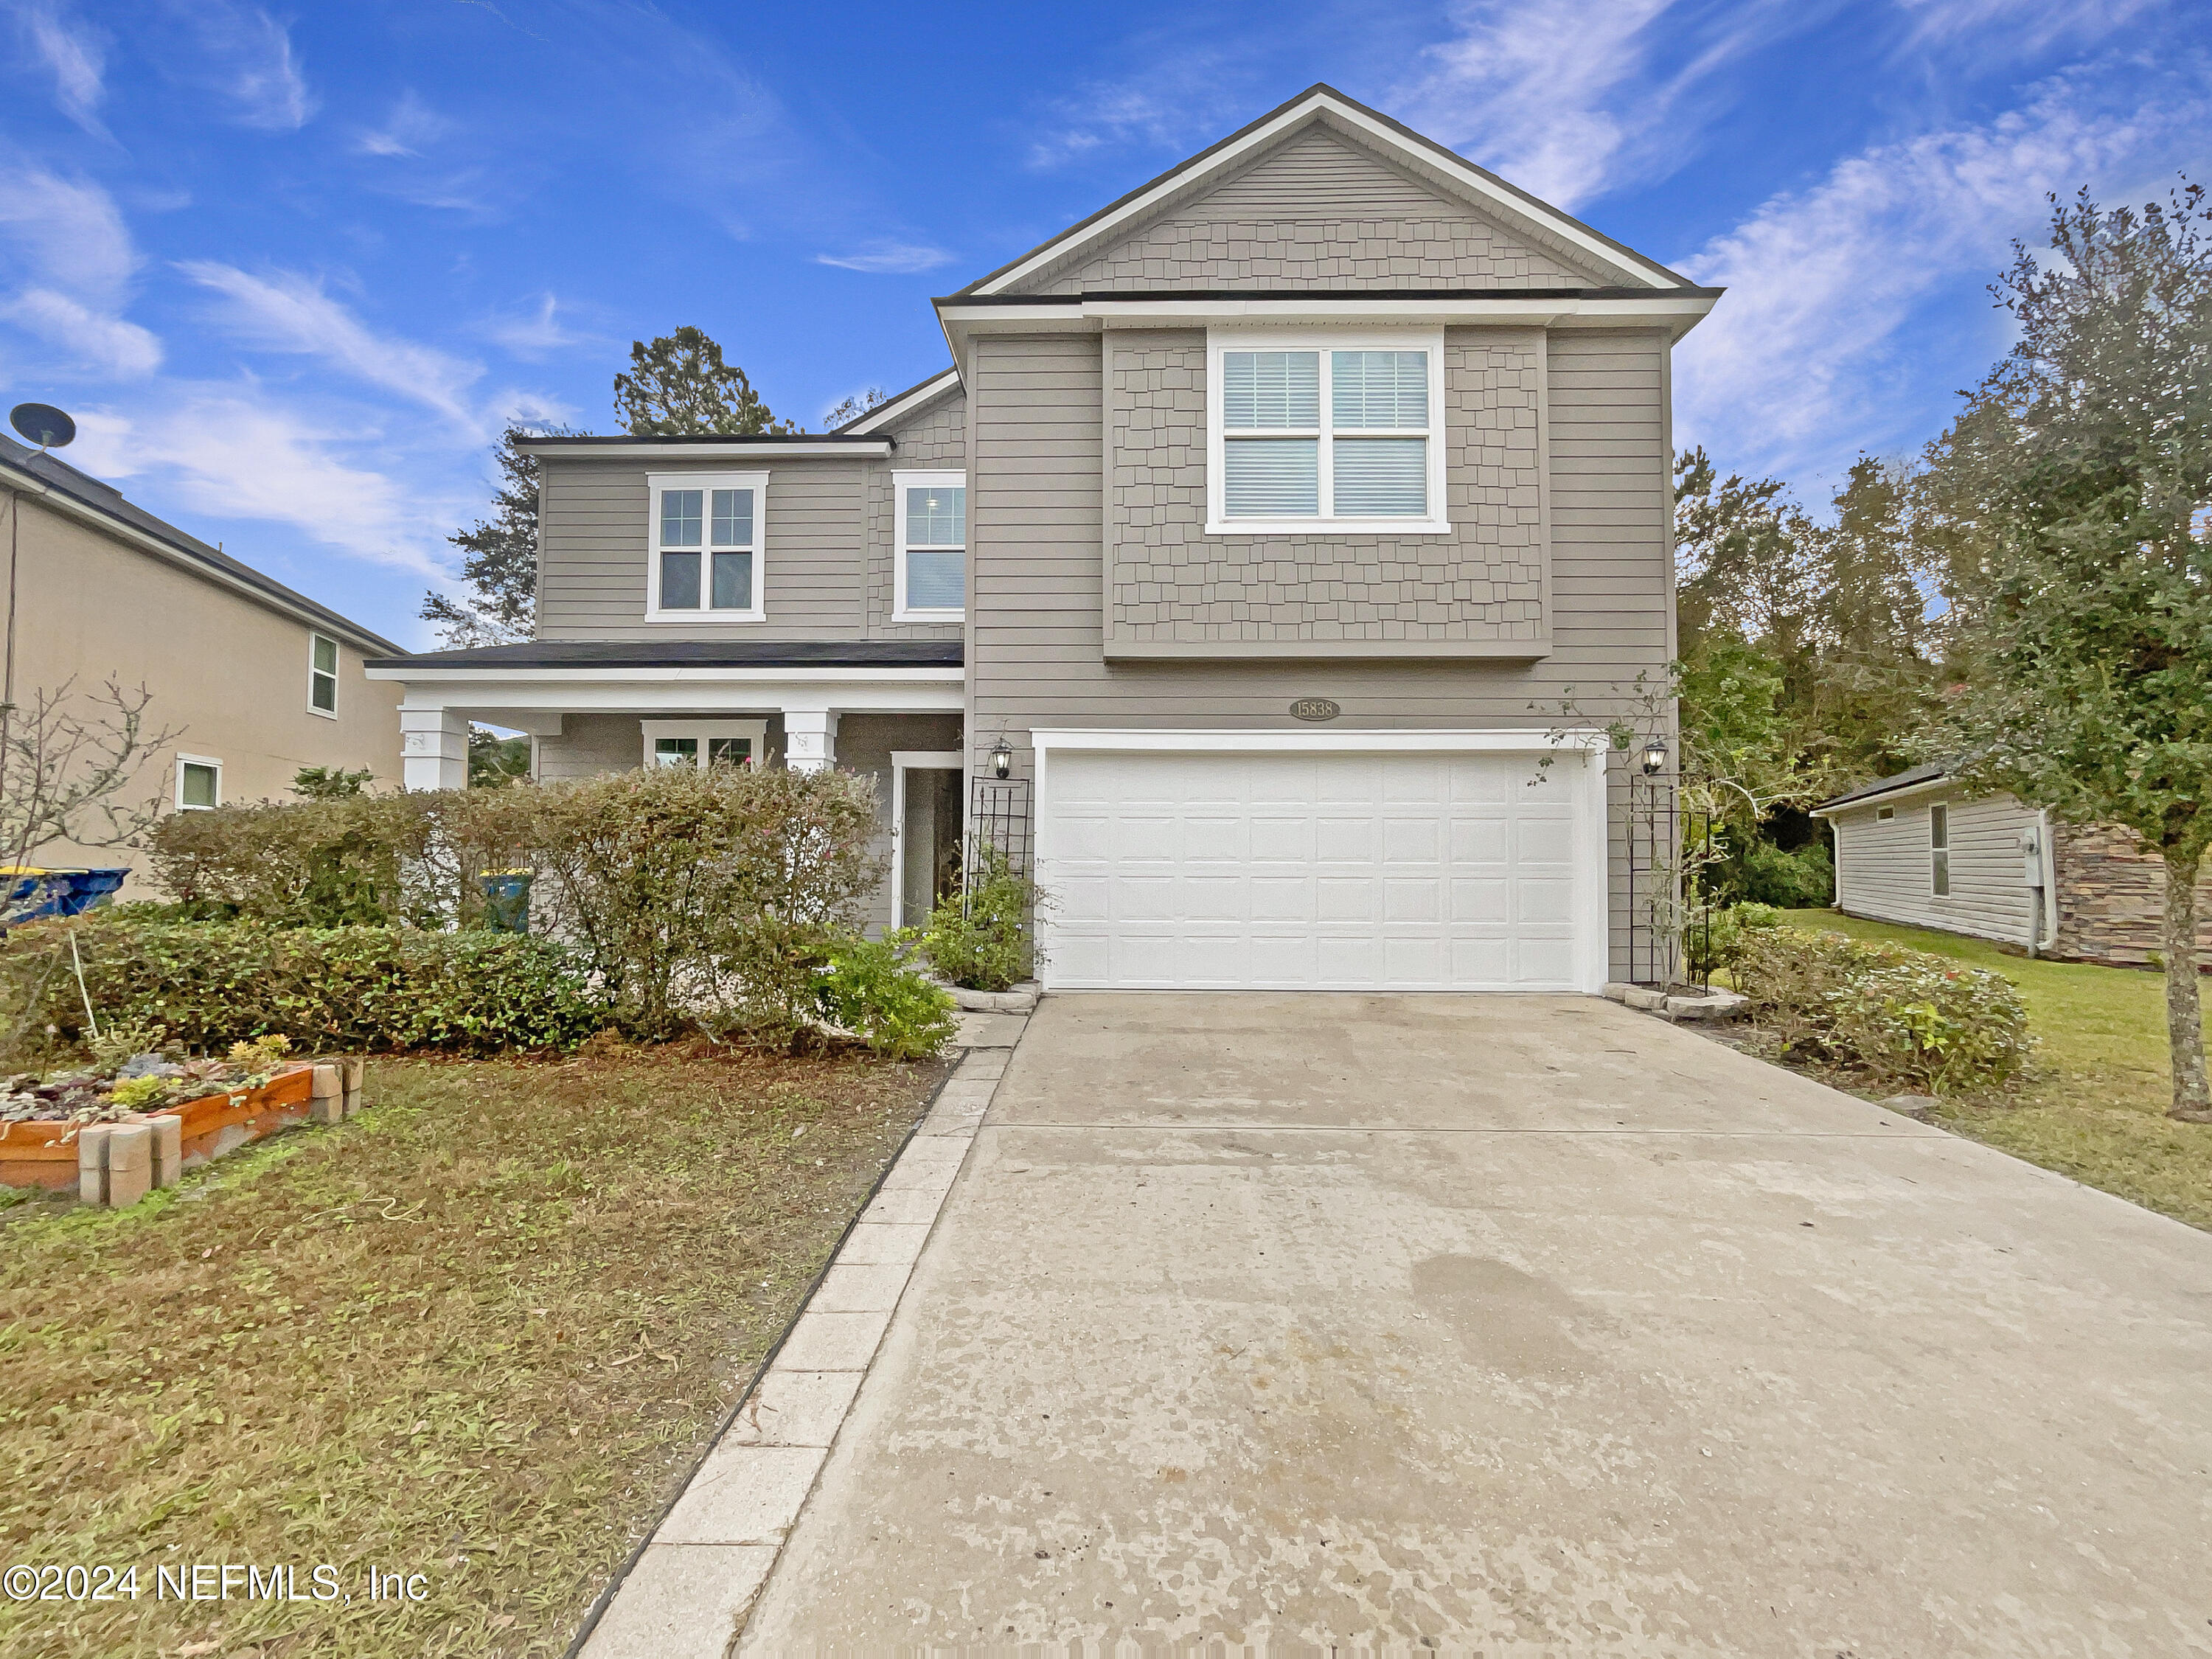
[1,0,2204,647]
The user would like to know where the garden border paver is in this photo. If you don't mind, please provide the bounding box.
[574,1009,1029,1659]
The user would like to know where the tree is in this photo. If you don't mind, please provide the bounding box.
[614,327,794,437]
[293,765,373,799]
[421,424,577,648]
[1928,183,2212,1121]
[0,678,177,872]
[820,386,888,430]
[469,728,530,788]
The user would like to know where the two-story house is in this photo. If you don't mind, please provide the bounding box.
[1,431,403,888]
[369,86,1717,991]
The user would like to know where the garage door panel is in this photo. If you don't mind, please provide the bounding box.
[1040,748,1593,991]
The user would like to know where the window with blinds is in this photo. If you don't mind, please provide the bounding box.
[1213,337,1441,528]
[895,472,967,617]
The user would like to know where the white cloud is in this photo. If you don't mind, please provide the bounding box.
[12,0,107,134]
[178,262,485,429]
[181,2,316,131]
[1893,0,2158,55]
[1023,53,1253,171]
[2,289,161,376]
[69,396,453,579]
[1672,62,2212,477]
[485,293,585,358]
[814,243,954,274]
[0,168,159,375]
[355,89,453,159]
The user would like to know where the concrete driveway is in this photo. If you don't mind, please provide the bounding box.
[742,993,2212,1655]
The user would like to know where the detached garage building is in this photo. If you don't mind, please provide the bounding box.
[1814,762,2212,970]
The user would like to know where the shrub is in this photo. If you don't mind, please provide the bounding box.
[0,914,604,1057]
[920,847,1041,992]
[144,791,463,928]
[1736,839,1835,908]
[1686,900,1784,981]
[1732,925,2032,1093]
[814,936,956,1060]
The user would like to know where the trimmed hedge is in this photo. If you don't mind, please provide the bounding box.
[1,915,605,1057]
[1731,925,2033,1094]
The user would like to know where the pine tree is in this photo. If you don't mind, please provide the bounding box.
[421,424,574,647]
[613,327,794,437]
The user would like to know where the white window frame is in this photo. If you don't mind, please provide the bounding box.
[644,471,768,623]
[1930,803,1950,897]
[176,753,223,811]
[1204,328,1450,537]
[892,470,967,622]
[307,631,340,719]
[639,719,768,771]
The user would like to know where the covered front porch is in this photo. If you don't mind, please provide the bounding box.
[363,640,972,932]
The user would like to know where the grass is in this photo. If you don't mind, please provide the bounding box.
[0,1040,949,1658]
[1775,909,2212,1230]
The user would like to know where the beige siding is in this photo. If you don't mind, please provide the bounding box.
[1026,126,1610,293]
[1831,788,2040,946]
[967,327,1673,977]
[1102,327,1546,653]
[7,493,400,892]
[535,392,970,644]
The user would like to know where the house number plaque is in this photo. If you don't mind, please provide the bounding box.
[1289,698,1340,723]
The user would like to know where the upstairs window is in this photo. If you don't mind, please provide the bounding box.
[1206,333,1447,535]
[308,633,339,717]
[894,471,966,619]
[1930,803,1950,896]
[648,473,765,620]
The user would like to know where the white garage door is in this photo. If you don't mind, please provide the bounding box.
[1036,743,1602,992]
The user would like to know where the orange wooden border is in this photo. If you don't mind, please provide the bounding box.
[0,1065,319,1191]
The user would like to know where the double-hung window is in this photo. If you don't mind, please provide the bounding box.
[647,472,766,621]
[1930,804,1950,896]
[894,470,965,620]
[307,633,339,717]
[1206,332,1447,534]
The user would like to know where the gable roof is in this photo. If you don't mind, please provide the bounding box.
[1813,759,1960,814]
[961,83,1692,299]
[0,434,402,657]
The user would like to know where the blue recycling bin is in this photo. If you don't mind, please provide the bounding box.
[479,869,534,933]
[0,866,128,925]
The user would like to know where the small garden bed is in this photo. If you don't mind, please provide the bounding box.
[0,1040,949,1658]
[1717,911,2212,1231]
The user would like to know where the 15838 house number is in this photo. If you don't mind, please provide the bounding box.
[1288,698,1340,723]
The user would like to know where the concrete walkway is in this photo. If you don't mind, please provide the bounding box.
[741,992,2212,1655]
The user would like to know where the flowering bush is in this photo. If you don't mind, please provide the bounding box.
[1731,925,2033,1093]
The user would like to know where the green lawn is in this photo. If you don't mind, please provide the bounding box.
[1779,909,2212,1230]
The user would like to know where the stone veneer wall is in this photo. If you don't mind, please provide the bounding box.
[2052,822,2212,968]
[1104,328,1547,648]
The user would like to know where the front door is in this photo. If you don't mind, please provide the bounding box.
[894,757,964,929]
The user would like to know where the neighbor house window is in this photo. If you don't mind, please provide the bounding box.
[177,755,222,810]
[1876,806,1895,821]
[1206,332,1447,534]
[647,473,765,620]
[308,633,339,717]
[1930,803,1950,896]
[641,720,767,771]
[894,470,965,619]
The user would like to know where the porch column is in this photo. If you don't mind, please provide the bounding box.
[782,708,840,773]
[400,707,469,792]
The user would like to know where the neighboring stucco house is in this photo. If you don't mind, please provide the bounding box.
[0,433,403,883]
[369,85,1720,991]
[1814,762,2212,968]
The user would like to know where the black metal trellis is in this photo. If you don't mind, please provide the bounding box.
[1627,770,1713,992]
[963,776,1032,914]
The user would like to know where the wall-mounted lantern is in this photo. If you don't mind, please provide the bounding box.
[1640,734,1669,776]
[990,738,1013,781]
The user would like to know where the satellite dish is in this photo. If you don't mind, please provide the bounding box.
[10,403,75,451]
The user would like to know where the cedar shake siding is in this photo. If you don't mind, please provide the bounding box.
[1020,126,1611,295]
[1103,327,1548,655]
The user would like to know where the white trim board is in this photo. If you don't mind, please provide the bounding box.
[888,751,965,930]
